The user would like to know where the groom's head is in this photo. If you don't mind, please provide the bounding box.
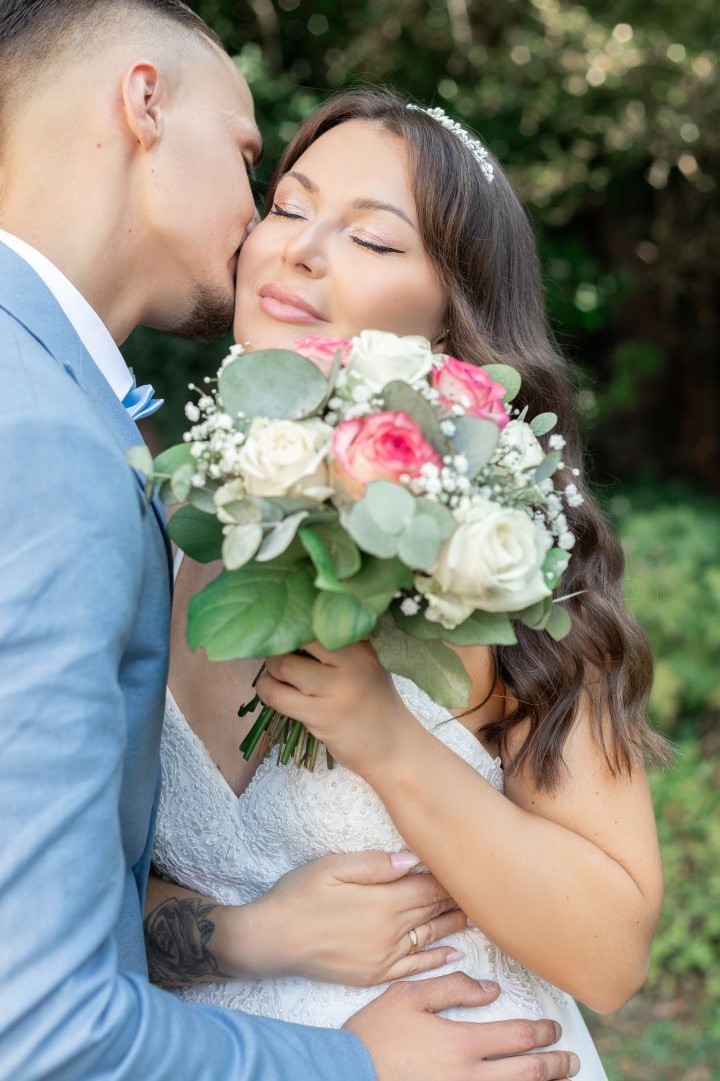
[0,0,262,341]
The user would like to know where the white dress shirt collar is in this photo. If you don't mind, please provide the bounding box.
[0,229,133,401]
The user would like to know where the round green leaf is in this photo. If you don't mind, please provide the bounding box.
[452,416,500,475]
[397,514,444,570]
[153,442,194,477]
[530,412,558,437]
[255,510,310,562]
[481,364,522,403]
[126,445,153,476]
[219,351,329,420]
[364,481,416,533]
[342,500,400,558]
[546,602,572,641]
[222,523,263,570]
[381,380,448,452]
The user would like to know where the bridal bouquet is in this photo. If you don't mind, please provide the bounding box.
[131,330,581,769]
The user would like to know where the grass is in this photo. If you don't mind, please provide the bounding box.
[585,982,719,1080]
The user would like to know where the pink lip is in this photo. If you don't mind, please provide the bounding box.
[258,283,327,324]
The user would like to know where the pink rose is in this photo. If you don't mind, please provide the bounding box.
[432,357,509,428]
[293,335,353,376]
[330,411,442,501]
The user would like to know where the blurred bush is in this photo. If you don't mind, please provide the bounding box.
[645,739,720,1017]
[608,485,720,735]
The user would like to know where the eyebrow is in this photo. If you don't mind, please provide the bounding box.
[283,170,417,230]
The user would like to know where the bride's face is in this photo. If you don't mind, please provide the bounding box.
[233,119,446,350]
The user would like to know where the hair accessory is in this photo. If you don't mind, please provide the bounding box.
[406,104,494,184]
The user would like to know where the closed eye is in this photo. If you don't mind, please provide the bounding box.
[269,205,306,221]
[352,237,404,255]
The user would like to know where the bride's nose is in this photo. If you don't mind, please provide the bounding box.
[282,222,327,278]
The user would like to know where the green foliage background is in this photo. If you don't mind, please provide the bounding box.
[125,3,719,1075]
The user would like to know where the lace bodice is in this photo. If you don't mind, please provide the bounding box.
[153,674,606,1079]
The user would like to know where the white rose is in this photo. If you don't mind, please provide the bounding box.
[428,498,552,615]
[500,420,545,478]
[237,418,333,500]
[347,330,434,392]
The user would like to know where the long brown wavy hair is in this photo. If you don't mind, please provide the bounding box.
[267,86,670,790]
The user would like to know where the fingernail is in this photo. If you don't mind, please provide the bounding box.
[466,916,477,928]
[479,979,498,993]
[553,1021,562,1042]
[569,1053,581,1076]
[445,948,465,962]
[391,851,421,870]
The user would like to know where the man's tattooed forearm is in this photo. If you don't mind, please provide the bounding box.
[144,897,234,988]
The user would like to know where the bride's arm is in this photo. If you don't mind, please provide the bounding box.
[144,852,468,990]
[256,642,663,1016]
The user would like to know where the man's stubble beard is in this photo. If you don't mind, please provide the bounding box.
[172,282,235,342]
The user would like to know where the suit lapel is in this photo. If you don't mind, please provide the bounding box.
[0,243,173,592]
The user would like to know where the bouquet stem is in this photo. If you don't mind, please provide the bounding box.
[239,701,334,771]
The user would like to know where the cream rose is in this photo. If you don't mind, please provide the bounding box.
[346,330,434,392]
[236,417,333,500]
[500,420,545,476]
[425,498,552,622]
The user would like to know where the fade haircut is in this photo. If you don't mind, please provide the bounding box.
[0,0,225,140]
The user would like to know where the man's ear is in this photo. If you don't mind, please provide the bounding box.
[121,62,164,150]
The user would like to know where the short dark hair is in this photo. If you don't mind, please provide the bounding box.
[0,0,224,139]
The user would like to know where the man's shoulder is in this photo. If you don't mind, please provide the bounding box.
[0,304,102,432]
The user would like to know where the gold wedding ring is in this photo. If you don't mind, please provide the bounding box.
[407,927,419,955]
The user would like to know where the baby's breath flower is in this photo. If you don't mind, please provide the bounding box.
[549,434,566,450]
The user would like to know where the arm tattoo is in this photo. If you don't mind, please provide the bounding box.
[144,897,235,989]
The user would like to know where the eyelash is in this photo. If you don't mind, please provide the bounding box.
[269,205,403,256]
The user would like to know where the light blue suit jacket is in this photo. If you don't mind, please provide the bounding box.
[0,242,376,1081]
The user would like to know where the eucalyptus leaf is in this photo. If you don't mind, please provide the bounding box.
[153,442,194,477]
[381,380,449,452]
[219,351,329,421]
[168,504,224,563]
[397,514,444,571]
[442,609,518,646]
[364,481,416,533]
[312,590,376,649]
[187,486,218,515]
[222,523,263,570]
[414,498,455,539]
[481,364,522,403]
[532,450,563,485]
[126,445,153,476]
[452,416,500,475]
[170,463,195,504]
[255,510,310,562]
[341,500,399,558]
[343,556,413,614]
[545,602,572,641]
[371,613,471,709]
[530,412,558,437]
[216,497,263,527]
[514,597,553,630]
[187,563,316,658]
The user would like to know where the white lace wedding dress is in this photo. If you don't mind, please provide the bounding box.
[153,640,608,1078]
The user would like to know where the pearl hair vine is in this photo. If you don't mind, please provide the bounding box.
[406,104,495,184]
